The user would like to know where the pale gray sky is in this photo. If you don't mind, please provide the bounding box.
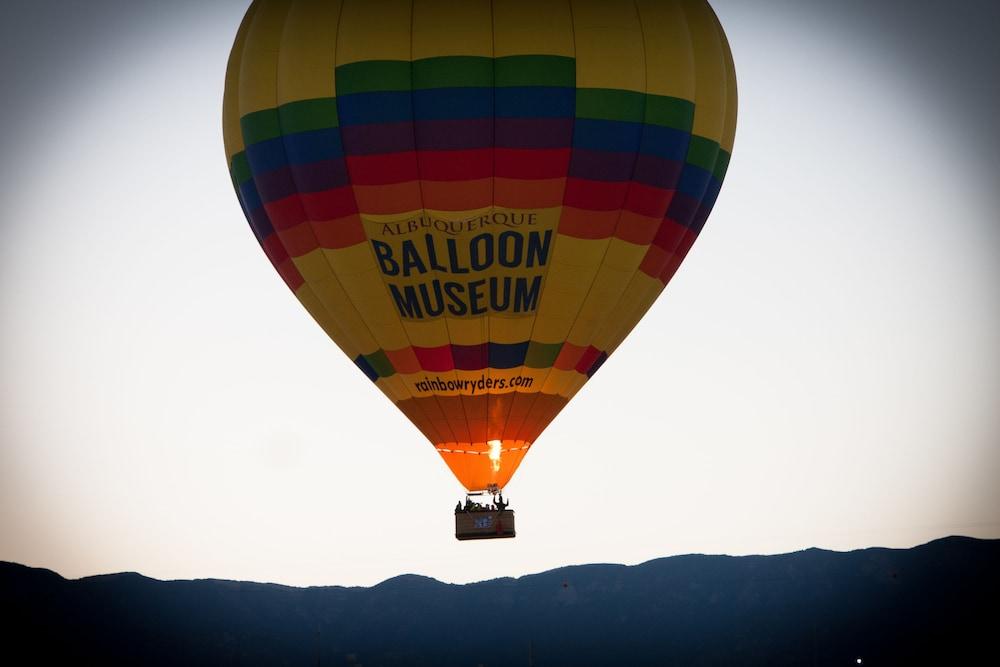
[1,1,998,587]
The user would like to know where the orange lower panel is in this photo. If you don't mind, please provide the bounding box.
[395,392,569,490]
[436,441,531,491]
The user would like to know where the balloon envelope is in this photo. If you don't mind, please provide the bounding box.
[223,0,736,491]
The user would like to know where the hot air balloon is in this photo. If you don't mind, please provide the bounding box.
[222,0,736,538]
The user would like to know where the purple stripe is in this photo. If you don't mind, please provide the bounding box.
[631,155,685,190]
[690,204,712,234]
[253,167,298,203]
[415,118,492,151]
[452,343,489,371]
[340,117,575,153]
[340,122,415,155]
[253,159,351,202]
[667,192,701,227]
[247,206,273,241]
[586,351,608,378]
[495,117,574,149]
[291,159,350,193]
[568,149,635,182]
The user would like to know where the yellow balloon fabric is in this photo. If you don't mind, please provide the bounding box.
[223,0,736,491]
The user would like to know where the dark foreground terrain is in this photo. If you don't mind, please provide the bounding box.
[3,536,997,666]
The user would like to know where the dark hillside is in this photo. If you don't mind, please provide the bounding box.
[3,536,997,666]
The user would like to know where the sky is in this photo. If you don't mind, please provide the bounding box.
[1,0,998,588]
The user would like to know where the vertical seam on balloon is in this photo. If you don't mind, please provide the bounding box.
[222,1,257,168]
[316,1,446,446]
[262,2,439,443]
[503,0,580,451]
[330,0,456,448]
[397,0,474,452]
[548,0,651,383]
[591,0,700,360]
[668,7,734,290]
[241,2,351,360]
[570,0,657,371]
[516,0,648,442]
[714,2,738,154]
[485,0,498,473]
[405,0,477,453]
[654,1,724,293]
[488,0,521,465]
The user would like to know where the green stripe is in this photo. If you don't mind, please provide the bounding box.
[524,341,563,369]
[336,60,411,95]
[364,349,395,378]
[686,135,720,172]
[712,149,731,182]
[644,95,694,132]
[495,55,574,87]
[413,56,492,89]
[240,108,281,145]
[576,88,644,123]
[229,151,252,186]
[278,97,339,133]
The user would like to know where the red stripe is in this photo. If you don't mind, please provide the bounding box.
[495,148,570,179]
[651,218,689,251]
[418,149,492,181]
[639,244,669,278]
[263,195,307,230]
[563,178,630,211]
[277,222,319,257]
[261,234,288,265]
[346,152,419,185]
[276,258,304,290]
[656,230,698,283]
[553,342,586,371]
[574,346,601,375]
[614,210,661,246]
[659,255,683,284]
[624,183,674,219]
[413,345,455,372]
[558,207,619,240]
[385,347,422,374]
[300,187,358,220]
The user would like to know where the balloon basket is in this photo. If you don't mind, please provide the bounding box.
[455,509,516,541]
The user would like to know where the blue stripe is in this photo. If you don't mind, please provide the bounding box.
[700,178,723,211]
[572,119,642,152]
[690,179,723,233]
[354,355,379,382]
[413,87,492,120]
[239,180,263,213]
[245,136,289,174]
[337,92,413,125]
[495,86,575,118]
[667,193,700,228]
[282,128,343,165]
[489,341,529,369]
[676,164,713,200]
[639,125,690,162]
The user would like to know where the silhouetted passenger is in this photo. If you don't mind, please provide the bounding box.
[495,494,508,512]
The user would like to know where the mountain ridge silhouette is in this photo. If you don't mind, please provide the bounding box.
[3,535,996,665]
